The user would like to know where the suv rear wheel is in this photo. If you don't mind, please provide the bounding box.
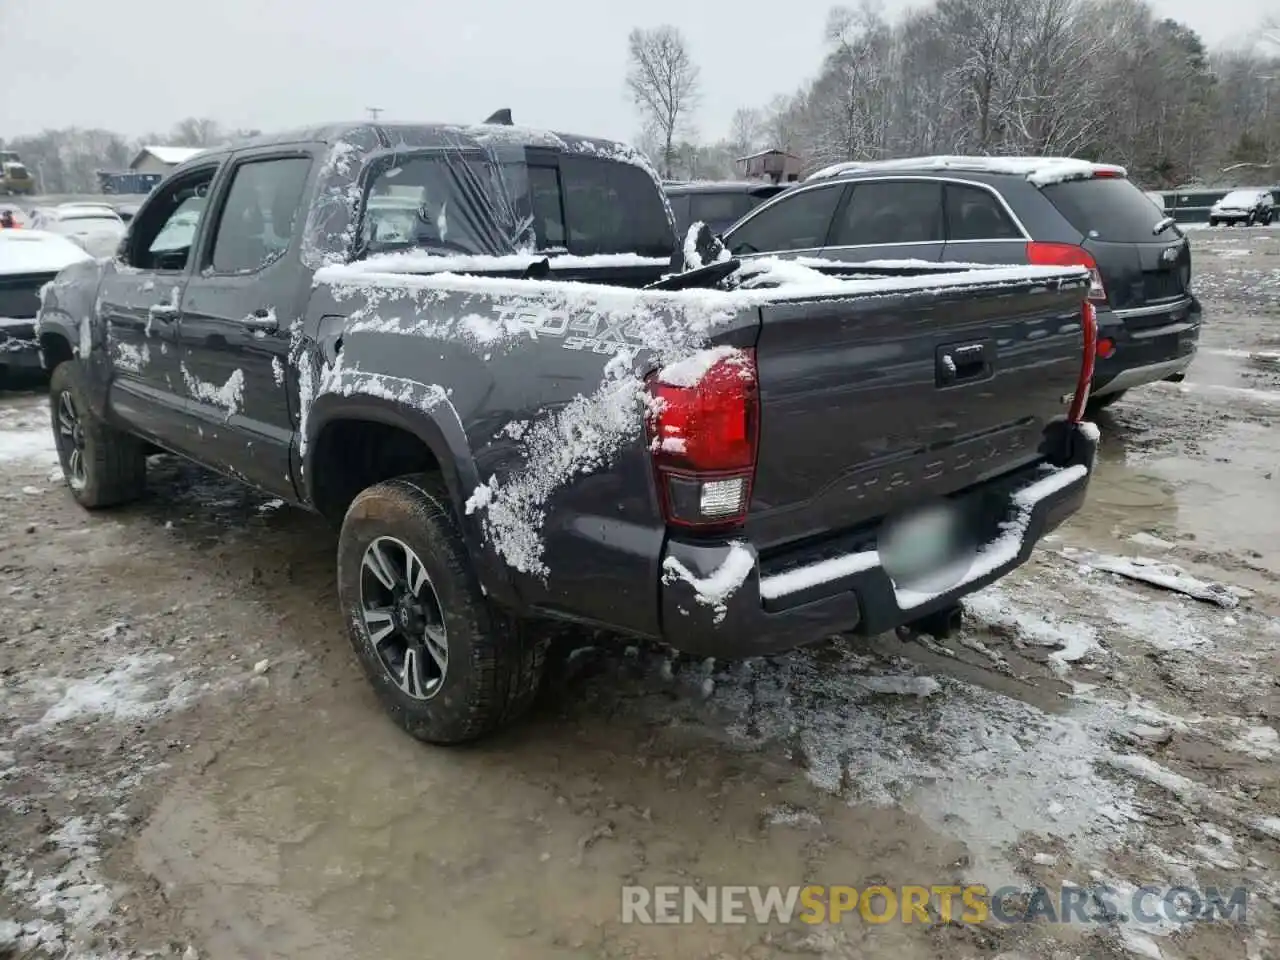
[49,360,147,508]
[337,474,546,744]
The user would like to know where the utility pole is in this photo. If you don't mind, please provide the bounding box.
[366,107,383,122]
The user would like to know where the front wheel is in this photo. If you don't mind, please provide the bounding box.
[337,474,547,744]
[48,361,147,508]
[1209,218,1219,227]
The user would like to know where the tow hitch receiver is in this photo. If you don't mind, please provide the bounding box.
[897,603,966,641]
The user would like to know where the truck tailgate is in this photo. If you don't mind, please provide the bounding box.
[746,268,1091,553]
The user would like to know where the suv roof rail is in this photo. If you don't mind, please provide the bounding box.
[484,108,513,126]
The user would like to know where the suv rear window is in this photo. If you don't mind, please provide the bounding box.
[1040,177,1169,243]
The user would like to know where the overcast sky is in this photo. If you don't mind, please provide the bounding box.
[1,0,1273,145]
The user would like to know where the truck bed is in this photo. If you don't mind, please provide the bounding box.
[312,256,1094,647]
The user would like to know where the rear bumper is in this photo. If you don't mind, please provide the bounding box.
[1092,296,1200,398]
[658,423,1097,658]
[0,321,41,370]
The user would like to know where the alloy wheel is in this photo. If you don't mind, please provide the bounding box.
[55,390,87,491]
[359,535,448,700]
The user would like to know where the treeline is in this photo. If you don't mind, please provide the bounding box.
[0,118,259,195]
[628,0,1280,187]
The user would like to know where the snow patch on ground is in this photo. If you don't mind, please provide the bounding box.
[0,429,57,464]
[716,655,1144,887]
[965,587,1102,674]
[1231,725,1279,759]
[1066,548,1247,608]
[15,652,193,736]
[0,400,58,465]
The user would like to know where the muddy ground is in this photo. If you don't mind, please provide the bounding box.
[2,227,1279,960]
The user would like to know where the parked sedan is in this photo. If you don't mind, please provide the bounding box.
[720,156,1200,414]
[28,205,127,258]
[1208,188,1275,226]
[1,229,92,383]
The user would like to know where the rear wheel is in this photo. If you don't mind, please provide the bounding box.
[49,361,146,508]
[336,474,547,744]
[1209,218,1219,227]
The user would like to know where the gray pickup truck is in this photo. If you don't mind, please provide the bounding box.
[36,120,1099,744]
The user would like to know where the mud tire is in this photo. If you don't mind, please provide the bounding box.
[49,360,147,508]
[337,474,546,745]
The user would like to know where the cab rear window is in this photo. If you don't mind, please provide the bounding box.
[1040,177,1171,243]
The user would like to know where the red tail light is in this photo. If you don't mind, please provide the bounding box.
[1027,241,1108,303]
[1067,301,1098,423]
[645,348,759,529]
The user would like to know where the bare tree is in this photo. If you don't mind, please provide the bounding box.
[727,108,763,158]
[625,25,701,178]
[168,117,224,147]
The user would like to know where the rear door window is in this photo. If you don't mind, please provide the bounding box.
[945,184,1021,241]
[557,155,674,258]
[724,185,845,255]
[210,157,311,273]
[1040,178,1169,243]
[829,180,943,246]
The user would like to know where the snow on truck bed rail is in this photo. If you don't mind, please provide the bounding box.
[315,257,1087,306]
[804,155,1127,187]
[332,251,673,276]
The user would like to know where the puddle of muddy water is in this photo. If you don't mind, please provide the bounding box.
[128,683,983,960]
[1084,409,1280,575]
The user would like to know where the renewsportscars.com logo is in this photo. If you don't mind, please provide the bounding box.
[620,884,1250,926]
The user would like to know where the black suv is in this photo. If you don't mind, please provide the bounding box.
[720,157,1200,411]
[665,180,787,237]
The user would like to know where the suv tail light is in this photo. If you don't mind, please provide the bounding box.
[645,348,759,529]
[1067,301,1098,423]
[1027,241,1108,304]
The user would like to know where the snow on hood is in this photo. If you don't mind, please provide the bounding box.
[0,230,94,275]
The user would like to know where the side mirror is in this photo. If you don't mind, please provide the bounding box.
[684,222,728,271]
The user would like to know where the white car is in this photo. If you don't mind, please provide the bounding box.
[1,229,93,382]
[28,205,127,257]
[1209,189,1275,227]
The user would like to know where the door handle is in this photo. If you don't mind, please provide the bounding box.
[242,309,279,332]
[936,342,992,386]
